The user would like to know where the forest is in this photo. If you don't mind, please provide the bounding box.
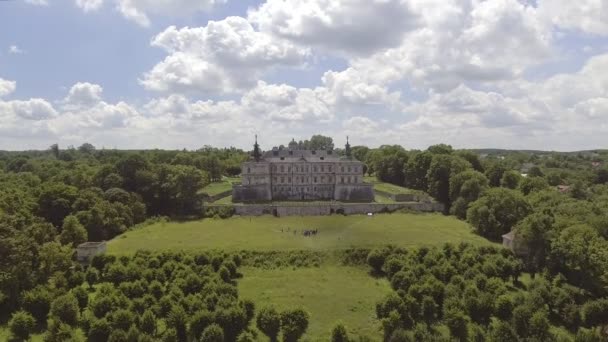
[1,139,608,341]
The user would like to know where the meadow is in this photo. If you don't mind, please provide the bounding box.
[107,213,492,254]
[239,265,391,341]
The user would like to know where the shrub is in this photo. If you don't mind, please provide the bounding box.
[9,311,36,341]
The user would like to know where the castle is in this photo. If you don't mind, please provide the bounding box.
[232,137,374,202]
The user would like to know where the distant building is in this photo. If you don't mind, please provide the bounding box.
[557,185,571,193]
[76,242,107,264]
[232,136,374,202]
[502,231,528,256]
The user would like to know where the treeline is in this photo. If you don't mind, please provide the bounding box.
[5,250,313,341]
[0,144,247,321]
[365,244,607,341]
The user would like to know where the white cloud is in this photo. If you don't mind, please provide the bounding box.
[248,0,419,56]
[0,78,16,98]
[63,82,104,108]
[8,99,58,121]
[115,0,226,27]
[538,0,608,35]
[75,0,104,12]
[8,45,25,54]
[142,17,310,94]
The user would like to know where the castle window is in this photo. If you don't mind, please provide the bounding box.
[280,157,285,160]
[288,166,291,172]
[247,167,250,173]
[281,176,285,183]
[314,166,317,172]
[348,166,351,172]
[288,177,291,182]
[341,166,344,172]
[321,166,324,172]
[341,177,344,183]
[321,176,325,182]
[314,177,317,183]
[329,166,332,172]
[320,157,325,160]
[312,150,317,155]
[280,165,284,172]
[354,166,358,173]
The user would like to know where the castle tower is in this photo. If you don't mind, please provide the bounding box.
[345,136,352,158]
[253,135,261,162]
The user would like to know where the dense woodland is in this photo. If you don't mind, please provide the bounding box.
[1,137,608,341]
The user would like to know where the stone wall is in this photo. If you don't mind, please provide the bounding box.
[205,201,444,217]
[334,184,374,202]
[374,190,432,202]
[232,184,271,202]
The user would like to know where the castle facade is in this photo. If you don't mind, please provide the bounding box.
[232,138,374,202]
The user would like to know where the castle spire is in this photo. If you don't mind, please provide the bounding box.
[253,134,261,161]
[345,136,352,158]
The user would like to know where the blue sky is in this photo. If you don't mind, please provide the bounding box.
[0,0,607,151]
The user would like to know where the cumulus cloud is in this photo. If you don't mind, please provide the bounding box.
[63,82,104,108]
[115,0,226,27]
[248,0,419,56]
[538,0,608,35]
[8,99,58,121]
[141,17,310,94]
[75,0,104,12]
[0,78,16,98]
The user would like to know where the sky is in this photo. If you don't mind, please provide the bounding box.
[0,0,607,151]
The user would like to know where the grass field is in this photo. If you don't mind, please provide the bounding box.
[239,265,391,341]
[199,177,240,196]
[107,213,492,254]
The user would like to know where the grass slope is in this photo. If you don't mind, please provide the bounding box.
[107,213,492,254]
[238,265,391,342]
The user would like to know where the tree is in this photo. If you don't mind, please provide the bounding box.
[22,286,52,325]
[49,144,60,159]
[455,150,483,172]
[528,166,544,177]
[444,309,468,342]
[485,162,508,187]
[488,320,518,342]
[367,248,389,274]
[500,171,521,189]
[50,293,80,326]
[467,188,531,240]
[9,310,35,341]
[427,155,471,206]
[551,225,608,293]
[166,305,188,342]
[200,324,224,342]
[519,176,549,196]
[529,311,552,341]
[190,310,213,340]
[427,144,453,155]
[405,152,433,190]
[280,308,310,342]
[140,310,157,336]
[256,306,281,342]
[449,170,489,219]
[331,322,350,342]
[85,267,99,289]
[37,182,78,227]
[59,215,87,247]
[71,286,89,311]
[78,143,96,154]
[515,212,554,272]
[307,135,334,150]
[581,299,608,327]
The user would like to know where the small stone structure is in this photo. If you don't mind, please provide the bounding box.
[76,241,107,264]
[233,136,374,202]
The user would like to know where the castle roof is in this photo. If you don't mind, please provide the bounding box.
[259,149,359,163]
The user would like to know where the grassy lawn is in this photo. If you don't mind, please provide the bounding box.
[364,176,424,196]
[107,213,492,254]
[199,177,240,196]
[374,193,397,203]
[238,265,391,341]
[215,195,233,204]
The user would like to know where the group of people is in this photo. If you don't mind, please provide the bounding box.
[280,227,320,237]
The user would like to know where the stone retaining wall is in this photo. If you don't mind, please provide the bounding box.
[204,201,444,217]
